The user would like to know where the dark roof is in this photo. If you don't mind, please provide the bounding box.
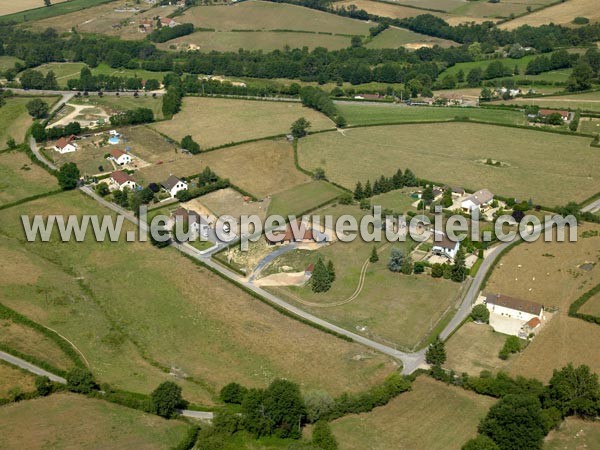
[172,207,200,223]
[162,175,183,191]
[486,294,543,316]
[432,232,458,251]
[111,170,133,185]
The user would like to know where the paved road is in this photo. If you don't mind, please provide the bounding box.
[0,351,67,384]
[178,409,214,420]
[582,198,600,214]
[29,135,57,171]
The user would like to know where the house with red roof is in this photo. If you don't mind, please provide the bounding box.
[110,170,137,191]
[53,135,78,154]
[109,149,132,166]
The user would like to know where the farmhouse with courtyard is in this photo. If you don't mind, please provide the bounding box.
[54,135,78,154]
[485,293,544,321]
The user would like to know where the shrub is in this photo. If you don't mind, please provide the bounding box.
[220,382,248,404]
[66,368,96,394]
[312,420,338,450]
[499,336,521,360]
[471,304,490,323]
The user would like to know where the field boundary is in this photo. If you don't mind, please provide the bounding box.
[0,188,63,212]
[0,0,114,24]
[568,283,600,325]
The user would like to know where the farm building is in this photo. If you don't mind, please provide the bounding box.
[485,293,544,323]
[161,175,188,198]
[461,189,494,214]
[110,170,137,191]
[519,317,542,339]
[538,109,570,122]
[160,17,178,27]
[54,135,78,154]
[109,149,132,166]
[266,223,328,246]
[432,232,460,260]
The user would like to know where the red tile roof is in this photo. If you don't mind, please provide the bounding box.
[110,149,126,158]
[539,109,569,118]
[111,170,133,185]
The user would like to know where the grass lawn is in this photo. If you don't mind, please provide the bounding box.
[0,192,397,401]
[370,188,418,215]
[297,122,600,207]
[151,97,334,150]
[160,30,353,52]
[180,0,372,35]
[0,393,189,449]
[267,180,343,217]
[0,96,59,145]
[336,103,528,126]
[0,360,36,399]
[0,56,23,72]
[366,26,456,49]
[330,376,496,450]
[500,0,600,29]
[0,150,58,206]
[445,322,510,376]
[266,204,463,350]
[485,224,600,382]
[494,90,600,112]
[545,417,600,450]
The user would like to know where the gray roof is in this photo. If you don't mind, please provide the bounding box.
[486,293,543,316]
[161,175,183,191]
[464,189,493,206]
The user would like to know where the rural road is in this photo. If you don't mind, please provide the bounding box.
[582,198,600,214]
[29,136,57,171]
[11,88,163,97]
[0,351,66,384]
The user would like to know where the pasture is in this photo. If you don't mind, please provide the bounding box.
[267,204,462,351]
[0,360,35,399]
[578,117,600,134]
[0,151,58,206]
[438,53,543,80]
[545,417,600,450]
[0,393,189,449]
[0,0,69,17]
[0,96,59,145]
[330,376,496,450]
[500,0,600,29]
[180,0,372,35]
[0,192,397,401]
[452,0,558,20]
[161,31,353,52]
[266,180,343,217]
[485,224,600,381]
[297,122,600,207]
[580,291,600,317]
[151,97,334,150]
[369,188,418,214]
[495,90,600,112]
[335,102,527,126]
[0,56,23,72]
[366,26,455,49]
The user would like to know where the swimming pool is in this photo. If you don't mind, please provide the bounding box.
[108,137,120,145]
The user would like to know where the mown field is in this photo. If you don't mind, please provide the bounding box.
[580,291,600,316]
[336,102,528,126]
[366,26,455,49]
[0,393,189,449]
[161,30,353,52]
[485,224,600,382]
[0,96,59,146]
[494,90,600,112]
[267,204,462,351]
[330,376,496,450]
[0,0,70,17]
[545,417,600,450]
[297,122,600,207]
[500,0,600,29]
[151,97,334,150]
[0,192,397,402]
[0,151,58,206]
[180,0,372,35]
[267,180,343,217]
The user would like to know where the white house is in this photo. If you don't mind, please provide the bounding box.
[110,170,137,191]
[485,293,544,323]
[461,189,494,214]
[54,135,78,154]
[161,175,188,198]
[432,231,460,260]
[160,17,178,27]
[110,149,132,166]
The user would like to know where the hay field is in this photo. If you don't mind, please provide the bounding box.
[0,96,59,145]
[500,0,600,29]
[0,193,397,401]
[151,97,334,150]
[485,224,600,381]
[0,151,58,206]
[366,26,455,49]
[330,376,496,450]
[580,291,600,316]
[495,90,600,113]
[0,361,36,399]
[452,0,557,20]
[0,0,69,17]
[0,393,189,449]
[297,123,600,207]
[160,30,352,52]
[180,0,372,35]
[545,417,600,450]
[267,180,343,217]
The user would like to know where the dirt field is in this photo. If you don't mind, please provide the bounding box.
[0,193,397,402]
[196,187,270,221]
[0,393,189,449]
[297,123,600,207]
[0,0,69,16]
[180,0,372,35]
[500,0,600,29]
[0,361,36,399]
[0,151,58,205]
[484,224,600,381]
[445,322,510,376]
[151,97,334,150]
[580,291,600,317]
[545,417,600,450]
[330,376,496,450]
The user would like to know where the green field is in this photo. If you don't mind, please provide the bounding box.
[70,95,165,120]
[0,96,59,145]
[0,393,189,449]
[298,122,600,207]
[330,376,496,450]
[366,26,455,49]
[370,188,418,214]
[0,56,23,72]
[451,0,558,19]
[0,150,58,206]
[180,0,372,35]
[579,117,600,134]
[336,102,528,126]
[267,180,343,217]
[0,0,113,23]
[266,203,462,350]
[439,54,542,79]
[495,90,600,112]
[0,192,396,402]
[36,62,167,87]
